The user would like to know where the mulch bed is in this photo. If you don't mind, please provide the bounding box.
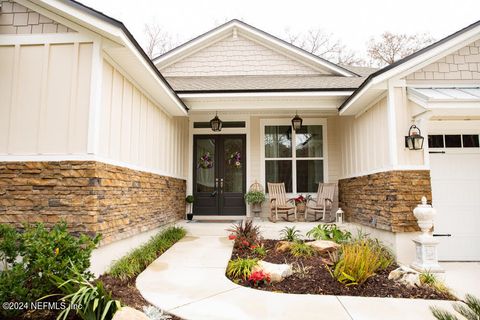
[228,239,456,300]
[99,274,182,320]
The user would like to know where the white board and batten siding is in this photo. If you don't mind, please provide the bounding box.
[338,97,390,179]
[99,61,188,179]
[0,42,93,155]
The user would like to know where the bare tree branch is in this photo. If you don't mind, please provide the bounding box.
[284,27,365,66]
[143,22,176,59]
[367,32,435,66]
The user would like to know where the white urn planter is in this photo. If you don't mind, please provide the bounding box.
[411,196,444,272]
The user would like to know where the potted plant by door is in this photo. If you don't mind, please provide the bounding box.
[185,195,194,220]
[245,191,266,216]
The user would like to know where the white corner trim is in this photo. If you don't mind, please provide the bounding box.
[87,40,103,154]
[386,82,399,167]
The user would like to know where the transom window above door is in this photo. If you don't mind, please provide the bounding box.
[262,120,325,193]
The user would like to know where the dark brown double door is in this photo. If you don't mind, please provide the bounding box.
[193,135,246,216]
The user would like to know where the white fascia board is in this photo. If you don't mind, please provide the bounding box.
[340,23,480,114]
[178,91,353,99]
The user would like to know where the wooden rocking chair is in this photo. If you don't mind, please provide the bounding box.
[305,183,336,222]
[267,182,297,222]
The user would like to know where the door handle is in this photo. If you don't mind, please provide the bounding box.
[433,234,452,237]
[211,190,217,197]
[220,178,224,193]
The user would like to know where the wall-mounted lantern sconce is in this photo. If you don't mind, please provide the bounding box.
[405,124,424,150]
[210,112,222,132]
[291,112,303,131]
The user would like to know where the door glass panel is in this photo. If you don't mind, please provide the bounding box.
[223,138,243,193]
[196,138,215,192]
[296,160,324,192]
[265,126,292,158]
[296,125,323,157]
[265,160,292,193]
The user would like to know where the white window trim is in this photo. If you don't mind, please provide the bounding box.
[260,118,328,195]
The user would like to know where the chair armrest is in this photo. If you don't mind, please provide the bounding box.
[286,198,296,204]
[306,198,317,206]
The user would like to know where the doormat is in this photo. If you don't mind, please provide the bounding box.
[189,219,242,224]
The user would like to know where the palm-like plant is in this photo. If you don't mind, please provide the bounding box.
[431,294,480,320]
[279,226,302,242]
[227,220,261,243]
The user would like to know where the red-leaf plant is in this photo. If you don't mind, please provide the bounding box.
[248,270,271,287]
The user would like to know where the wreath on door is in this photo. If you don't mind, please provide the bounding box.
[228,151,241,169]
[198,152,214,169]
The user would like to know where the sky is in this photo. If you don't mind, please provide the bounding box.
[81,0,480,59]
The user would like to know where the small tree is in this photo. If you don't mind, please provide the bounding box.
[143,22,176,59]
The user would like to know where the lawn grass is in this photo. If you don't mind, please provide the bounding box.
[107,226,186,281]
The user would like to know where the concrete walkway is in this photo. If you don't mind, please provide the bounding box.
[137,221,462,320]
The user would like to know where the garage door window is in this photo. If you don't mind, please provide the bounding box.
[428,134,480,148]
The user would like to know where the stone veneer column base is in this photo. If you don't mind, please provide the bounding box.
[0,161,186,244]
[338,170,431,233]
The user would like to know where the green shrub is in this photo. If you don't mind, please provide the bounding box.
[226,258,258,279]
[108,226,186,281]
[420,271,452,295]
[431,294,480,320]
[330,239,393,286]
[290,241,315,257]
[244,191,266,204]
[0,222,99,317]
[279,226,302,242]
[251,243,267,257]
[306,224,352,243]
[46,262,121,320]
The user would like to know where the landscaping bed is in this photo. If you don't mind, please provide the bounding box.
[225,222,456,301]
[229,239,454,300]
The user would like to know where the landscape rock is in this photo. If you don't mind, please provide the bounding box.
[112,307,150,320]
[306,240,341,253]
[388,265,421,287]
[253,260,293,282]
[275,241,293,253]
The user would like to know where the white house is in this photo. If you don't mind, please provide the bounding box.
[0,0,479,266]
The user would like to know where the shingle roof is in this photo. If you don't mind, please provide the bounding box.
[166,75,367,93]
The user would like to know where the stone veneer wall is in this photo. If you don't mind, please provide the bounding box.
[0,161,186,244]
[338,170,432,232]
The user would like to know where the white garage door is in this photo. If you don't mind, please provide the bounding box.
[430,151,480,261]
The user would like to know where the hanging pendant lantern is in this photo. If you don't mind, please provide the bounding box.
[291,112,303,131]
[210,112,223,132]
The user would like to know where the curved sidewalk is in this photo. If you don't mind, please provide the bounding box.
[136,222,455,320]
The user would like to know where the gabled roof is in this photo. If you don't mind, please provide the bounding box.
[30,0,187,115]
[340,19,480,115]
[154,19,357,78]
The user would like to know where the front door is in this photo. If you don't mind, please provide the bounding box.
[193,135,246,215]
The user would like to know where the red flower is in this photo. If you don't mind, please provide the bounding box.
[250,244,257,250]
[241,240,250,246]
[228,234,237,240]
[248,270,271,287]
